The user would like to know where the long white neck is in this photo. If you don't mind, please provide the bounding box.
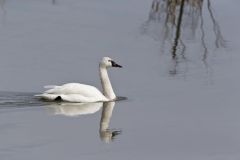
[99,65,116,100]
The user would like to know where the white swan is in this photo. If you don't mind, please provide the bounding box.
[36,57,122,103]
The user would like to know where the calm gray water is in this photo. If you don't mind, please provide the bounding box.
[0,0,240,159]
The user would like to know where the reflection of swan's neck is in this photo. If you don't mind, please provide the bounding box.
[99,65,116,100]
[100,102,115,131]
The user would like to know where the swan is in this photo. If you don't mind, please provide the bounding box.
[36,57,122,103]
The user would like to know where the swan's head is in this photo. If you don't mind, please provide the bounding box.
[101,57,122,68]
[100,129,122,143]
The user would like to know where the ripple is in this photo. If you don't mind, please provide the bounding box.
[0,92,127,110]
[0,91,47,109]
[116,96,127,101]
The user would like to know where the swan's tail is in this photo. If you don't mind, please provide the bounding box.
[33,85,58,97]
[34,93,59,101]
[34,94,42,97]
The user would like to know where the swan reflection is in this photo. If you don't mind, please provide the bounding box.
[47,102,103,116]
[100,102,121,143]
[46,101,121,143]
[142,0,226,76]
[0,0,6,26]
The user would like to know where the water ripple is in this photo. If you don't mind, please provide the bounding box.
[0,91,47,109]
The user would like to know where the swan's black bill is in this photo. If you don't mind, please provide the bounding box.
[111,61,122,68]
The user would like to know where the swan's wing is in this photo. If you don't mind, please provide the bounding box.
[44,83,106,99]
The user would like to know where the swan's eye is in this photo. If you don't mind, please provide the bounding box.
[108,60,112,62]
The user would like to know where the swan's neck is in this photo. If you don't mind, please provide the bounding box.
[99,65,116,100]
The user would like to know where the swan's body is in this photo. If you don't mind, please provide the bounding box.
[39,83,108,103]
[36,57,122,103]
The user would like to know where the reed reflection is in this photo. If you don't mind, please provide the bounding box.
[0,0,6,26]
[52,0,56,5]
[0,0,5,9]
[142,0,226,75]
[46,101,121,143]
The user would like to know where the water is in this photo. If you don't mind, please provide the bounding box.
[0,0,240,159]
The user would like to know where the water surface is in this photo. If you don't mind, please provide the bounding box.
[0,0,240,159]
